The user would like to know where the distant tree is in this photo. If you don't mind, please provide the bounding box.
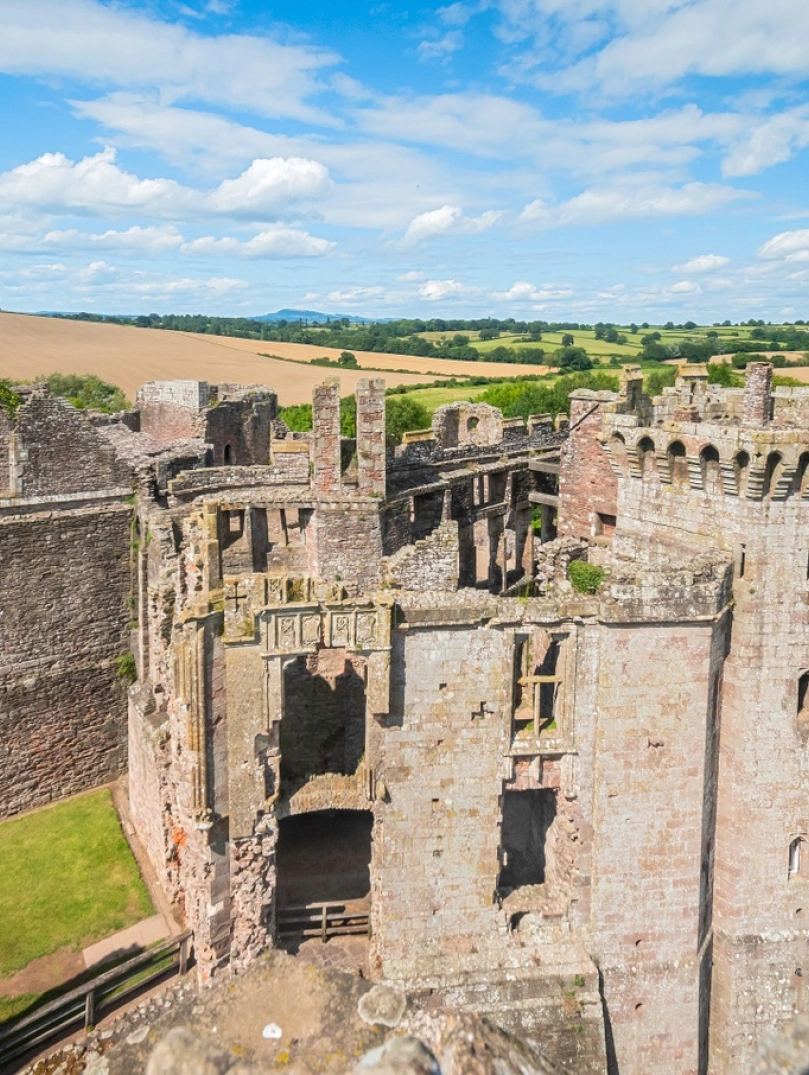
[561,333,575,346]
[278,403,313,431]
[338,351,358,368]
[554,345,592,370]
[684,320,697,330]
[629,323,639,334]
[385,396,430,443]
[478,327,500,341]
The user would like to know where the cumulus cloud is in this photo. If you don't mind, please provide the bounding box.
[494,280,574,303]
[519,182,750,227]
[0,0,339,121]
[0,148,330,221]
[673,254,730,273]
[670,280,702,294]
[758,229,809,262]
[403,204,503,244]
[418,278,471,300]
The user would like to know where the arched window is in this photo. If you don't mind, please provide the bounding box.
[699,444,723,495]
[763,451,784,499]
[223,443,232,465]
[790,836,808,881]
[733,451,750,496]
[609,432,628,473]
[637,436,657,476]
[467,416,479,431]
[791,452,809,498]
[667,440,688,486]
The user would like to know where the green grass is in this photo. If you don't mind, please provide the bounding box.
[0,992,40,1023]
[398,383,492,412]
[0,789,153,980]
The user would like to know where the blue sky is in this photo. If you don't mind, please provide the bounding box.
[1,0,808,322]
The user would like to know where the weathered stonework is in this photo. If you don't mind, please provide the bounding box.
[9,362,809,1074]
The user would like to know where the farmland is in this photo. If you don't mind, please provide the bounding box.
[0,313,453,405]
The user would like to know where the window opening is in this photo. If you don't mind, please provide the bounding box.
[668,441,688,485]
[734,451,750,496]
[223,443,232,465]
[763,451,783,499]
[637,436,657,476]
[499,788,557,889]
[789,837,807,881]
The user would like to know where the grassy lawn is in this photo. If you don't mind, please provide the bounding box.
[0,789,153,980]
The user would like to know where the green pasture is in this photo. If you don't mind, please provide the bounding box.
[0,788,153,981]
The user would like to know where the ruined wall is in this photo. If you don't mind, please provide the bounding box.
[557,393,618,540]
[382,521,458,591]
[709,512,809,1073]
[15,396,133,496]
[588,617,726,1074]
[311,503,384,595]
[371,618,605,1073]
[0,503,132,816]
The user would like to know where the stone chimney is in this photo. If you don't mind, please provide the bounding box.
[743,362,773,428]
[312,379,341,495]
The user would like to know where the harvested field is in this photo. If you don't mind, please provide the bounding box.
[189,333,552,380]
[0,313,444,406]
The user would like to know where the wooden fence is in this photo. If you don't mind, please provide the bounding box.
[277,901,370,942]
[0,931,191,1069]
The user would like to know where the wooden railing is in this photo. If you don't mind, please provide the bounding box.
[277,901,370,942]
[0,931,191,1069]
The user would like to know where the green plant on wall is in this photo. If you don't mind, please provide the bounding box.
[115,653,137,684]
[568,561,605,595]
[0,379,22,420]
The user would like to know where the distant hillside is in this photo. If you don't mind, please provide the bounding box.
[255,309,384,324]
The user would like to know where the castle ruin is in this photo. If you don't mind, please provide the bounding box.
[2,363,808,1074]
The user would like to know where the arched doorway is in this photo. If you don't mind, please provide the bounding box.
[275,810,373,946]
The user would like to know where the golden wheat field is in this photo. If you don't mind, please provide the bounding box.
[0,313,451,406]
[0,313,554,405]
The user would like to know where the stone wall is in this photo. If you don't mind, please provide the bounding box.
[558,392,617,540]
[0,503,132,815]
[14,395,133,496]
[382,521,459,591]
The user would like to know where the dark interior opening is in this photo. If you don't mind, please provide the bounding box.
[280,649,366,782]
[499,788,557,889]
[276,810,372,908]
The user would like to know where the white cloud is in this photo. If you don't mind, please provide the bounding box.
[670,280,702,294]
[0,148,330,222]
[403,204,503,244]
[758,229,809,262]
[0,0,339,121]
[519,182,750,227]
[418,31,464,61]
[326,286,385,304]
[494,280,574,303]
[496,0,809,97]
[418,278,471,300]
[398,270,426,281]
[206,158,331,215]
[182,228,334,258]
[673,254,730,273]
